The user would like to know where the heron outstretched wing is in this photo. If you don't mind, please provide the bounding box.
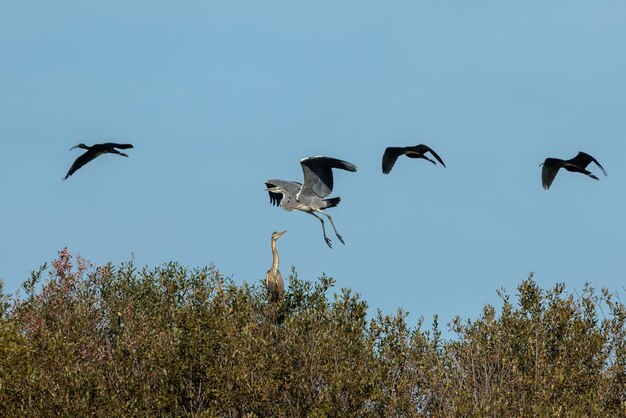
[265,179,302,206]
[299,156,357,198]
[541,158,561,190]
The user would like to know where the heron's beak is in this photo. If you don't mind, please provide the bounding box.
[277,230,287,237]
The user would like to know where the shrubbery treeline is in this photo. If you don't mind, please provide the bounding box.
[0,249,624,416]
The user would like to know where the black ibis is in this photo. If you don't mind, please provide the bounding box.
[541,151,607,190]
[64,143,134,179]
[382,144,446,174]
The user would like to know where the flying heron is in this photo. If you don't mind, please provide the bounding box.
[265,156,357,248]
[266,230,287,302]
[64,142,134,179]
[540,151,607,190]
[382,144,446,174]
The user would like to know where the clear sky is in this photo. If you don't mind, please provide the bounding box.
[2,1,625,330]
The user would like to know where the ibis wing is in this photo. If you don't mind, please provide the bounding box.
[64,151,99,179]
[382,147,405,174]
[592,158,607,176]
[421,145,446,168]
[567,152,594,169]
[541,159,561,190]
[102,143,134,150]
[583,153,607,176]
[568,152,607,176]
[299,156,356,198]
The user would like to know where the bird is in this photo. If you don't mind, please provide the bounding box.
[64,143,134,179]
[266,230,287,302]
[265,156,357,248]
[540,151,607,190]
[382,144,446,174]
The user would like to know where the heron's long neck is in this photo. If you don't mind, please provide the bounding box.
[270,239,279,272]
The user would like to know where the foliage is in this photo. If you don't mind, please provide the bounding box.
[0,250,624,416]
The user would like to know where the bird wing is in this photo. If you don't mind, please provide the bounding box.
[64,150,100,179]
[299,156,357,198]
[419,144,446,167]
[101,143,134,150]
[569,152,607,176]
[265,179,302,206]
[541,159,561,190]
[382,147,405,174]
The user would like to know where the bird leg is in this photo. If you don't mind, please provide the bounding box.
[421,155,437,165]
[109,149,129,157]
[568,164,600,180]
[307,211,332,248]
[318,210,345,245]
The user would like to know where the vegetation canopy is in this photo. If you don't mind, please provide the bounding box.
[0,249,624,416]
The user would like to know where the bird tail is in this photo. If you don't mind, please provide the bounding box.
[323,197,341,208]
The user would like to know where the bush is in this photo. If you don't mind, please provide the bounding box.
[0,249,624,416]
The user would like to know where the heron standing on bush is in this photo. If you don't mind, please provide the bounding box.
[266,230,287,302]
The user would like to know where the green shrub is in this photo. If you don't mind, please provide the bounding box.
[0,250,624,416]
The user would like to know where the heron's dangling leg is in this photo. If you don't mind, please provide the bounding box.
[318,210,345,245]
[307,211,332,248]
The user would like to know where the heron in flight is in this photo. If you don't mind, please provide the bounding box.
[266,230,287,302]
[64,143,134,179]
[541,151,607,190]
[382,144,446,174]
[265,156,357,248]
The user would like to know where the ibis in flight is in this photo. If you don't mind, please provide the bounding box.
[540,151,607,190]
[382,144,446,174]
[64,143,134,179]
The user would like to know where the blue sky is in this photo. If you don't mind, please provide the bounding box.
[1,1,625,330]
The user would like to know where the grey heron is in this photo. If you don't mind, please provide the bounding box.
[541,151,607,190]
[64,143,134,179]
[382,144,446,174]
[266,230,287,302]
[265,156,357,248]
